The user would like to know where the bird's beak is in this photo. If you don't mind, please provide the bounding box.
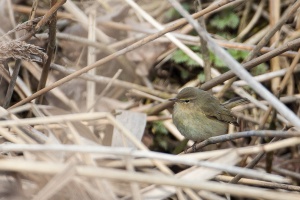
[169,98,178,102]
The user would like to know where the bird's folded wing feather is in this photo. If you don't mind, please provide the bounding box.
[198,92,238,125]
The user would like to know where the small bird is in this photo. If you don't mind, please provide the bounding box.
[169,87,248,142]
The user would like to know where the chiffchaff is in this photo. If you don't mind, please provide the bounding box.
[169,87,248,142]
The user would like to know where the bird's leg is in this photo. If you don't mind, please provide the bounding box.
[184,141,198,153]
[192,141,198,152]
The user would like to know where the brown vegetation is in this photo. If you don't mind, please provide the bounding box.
[0,0,299,199]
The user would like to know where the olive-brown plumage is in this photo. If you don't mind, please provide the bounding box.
[170,87,247,141]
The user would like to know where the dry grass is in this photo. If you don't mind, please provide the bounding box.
[0,0,299,199]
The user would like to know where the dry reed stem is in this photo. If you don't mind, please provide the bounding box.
[10,0,233,109]
[36,31,299,57]
[169,0,300,127]
[0,159,298,200]
[1,1,299,199]
[0,112,107,126]
[32,162,77,200]
[86,9,97,115]
[234,0,265,41]
[1,143,225,158]
[50,63,172,99]
[0,141,295,183]
[215,175,300,192]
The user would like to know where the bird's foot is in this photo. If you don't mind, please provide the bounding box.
[191,141,198,152]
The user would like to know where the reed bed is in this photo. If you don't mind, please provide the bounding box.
[0,0,299,199]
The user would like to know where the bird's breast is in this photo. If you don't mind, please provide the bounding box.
[172,103,228,141]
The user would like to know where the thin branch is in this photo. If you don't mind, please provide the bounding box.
[3,60,21,108]
[184,130,300,153]
[36,0,58,104]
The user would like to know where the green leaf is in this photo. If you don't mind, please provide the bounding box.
[210,9,239,30]
[171,48,201,67]
[165,3,191,21]
[209,49,248,69]
[197,72,206,83]
[152,121,168,135]
[180,69,189,79]
[251,64,268,76]
[228,49,248,60]
[172,49,189,64]
[210,52,226,68]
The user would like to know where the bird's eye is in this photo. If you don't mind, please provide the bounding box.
[183,100,190,103]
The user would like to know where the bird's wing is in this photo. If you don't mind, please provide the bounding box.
[198,92,238,125]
